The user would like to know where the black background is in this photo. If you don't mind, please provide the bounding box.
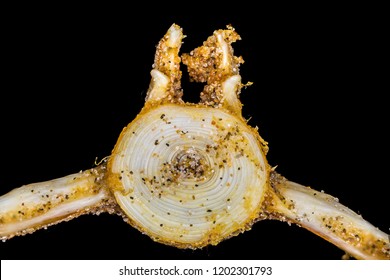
[1,6,388,260]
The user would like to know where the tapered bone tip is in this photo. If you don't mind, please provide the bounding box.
[145,24,184,105]
[166,24,183,48]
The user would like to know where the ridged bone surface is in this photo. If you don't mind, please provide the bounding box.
[108,104,269,248]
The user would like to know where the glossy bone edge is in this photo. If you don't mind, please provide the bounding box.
[268,173,390,260]
[0,165,116,240]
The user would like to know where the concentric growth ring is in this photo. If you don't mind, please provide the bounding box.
[108,104,269,248]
